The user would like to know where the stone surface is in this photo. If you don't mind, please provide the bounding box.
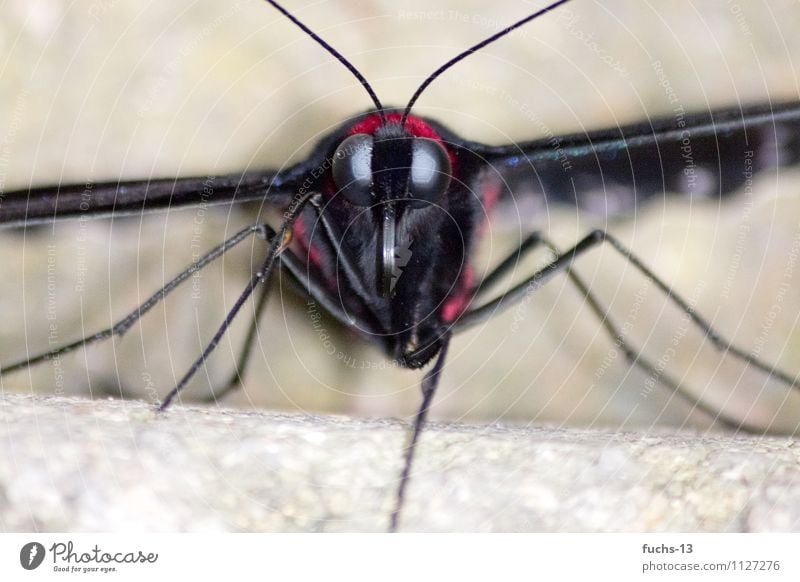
[1,394,799,532]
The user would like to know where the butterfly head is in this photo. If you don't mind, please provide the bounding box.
[331,112,455,297]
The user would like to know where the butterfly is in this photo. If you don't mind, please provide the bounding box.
[1,0,799,531]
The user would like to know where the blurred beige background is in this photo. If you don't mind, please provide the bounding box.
[1,0,799,432]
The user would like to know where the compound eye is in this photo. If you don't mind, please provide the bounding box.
[332,133,374,206]
[408,138,451,208]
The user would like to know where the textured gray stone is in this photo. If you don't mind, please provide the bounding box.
[1,394,799,532]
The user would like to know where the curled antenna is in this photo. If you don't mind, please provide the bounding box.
[265,0,386,119]
[401,0,572,125]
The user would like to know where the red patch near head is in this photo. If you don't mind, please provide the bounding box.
[442,266,475,323]
[347,113,437,139]
[478,178,503,237]
[292,217,323,270]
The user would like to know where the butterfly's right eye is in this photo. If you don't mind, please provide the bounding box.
[332,133,374,206]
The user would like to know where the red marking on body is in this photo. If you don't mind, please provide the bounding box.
[349,113,441,140]
[478,178,503,236]
[441,180,501,323]
[442,266,475,323]
[292,217,323,269]
[482,179,502,220]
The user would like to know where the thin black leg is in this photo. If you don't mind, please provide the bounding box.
[534,234,767,432]
[197,223,281,404]
[0,223,267,377]
[278,239,383,335]
[457,228,800,423]
[599,231,800,391]
[158,192,314,410]
[389,336,451,533]
[198,280,272,404]
[456,229,607,330]
[473,231,544,298]
[309,195,378,310]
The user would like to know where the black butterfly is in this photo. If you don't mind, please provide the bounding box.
[2,0,799,531]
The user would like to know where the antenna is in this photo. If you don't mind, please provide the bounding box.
[401,0,572,124]
[264,0,386,119]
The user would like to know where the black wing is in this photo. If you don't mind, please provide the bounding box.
[466,101,800,216]
[0,162,320,229]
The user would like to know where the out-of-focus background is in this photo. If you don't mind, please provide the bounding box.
[1,0,799,431]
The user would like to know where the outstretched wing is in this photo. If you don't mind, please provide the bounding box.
[0,162,320,229]
[467,101,800,216]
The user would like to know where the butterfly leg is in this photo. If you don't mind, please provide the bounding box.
[198,196,383,405]
[467,230,751,426]
[158,194,313,410]
[534,233,768,432]
[388,235,557,530]
[472,232,544,297]
[197,282,272,404]
[389,336,450,533]
[0,223,268,379]
[457,229,608,329]
[459,229,800,432]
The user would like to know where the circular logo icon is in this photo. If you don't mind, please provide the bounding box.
[19,542,46,570]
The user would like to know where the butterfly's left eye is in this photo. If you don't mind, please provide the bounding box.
[407,138,451,208]
[332,133,374,206]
